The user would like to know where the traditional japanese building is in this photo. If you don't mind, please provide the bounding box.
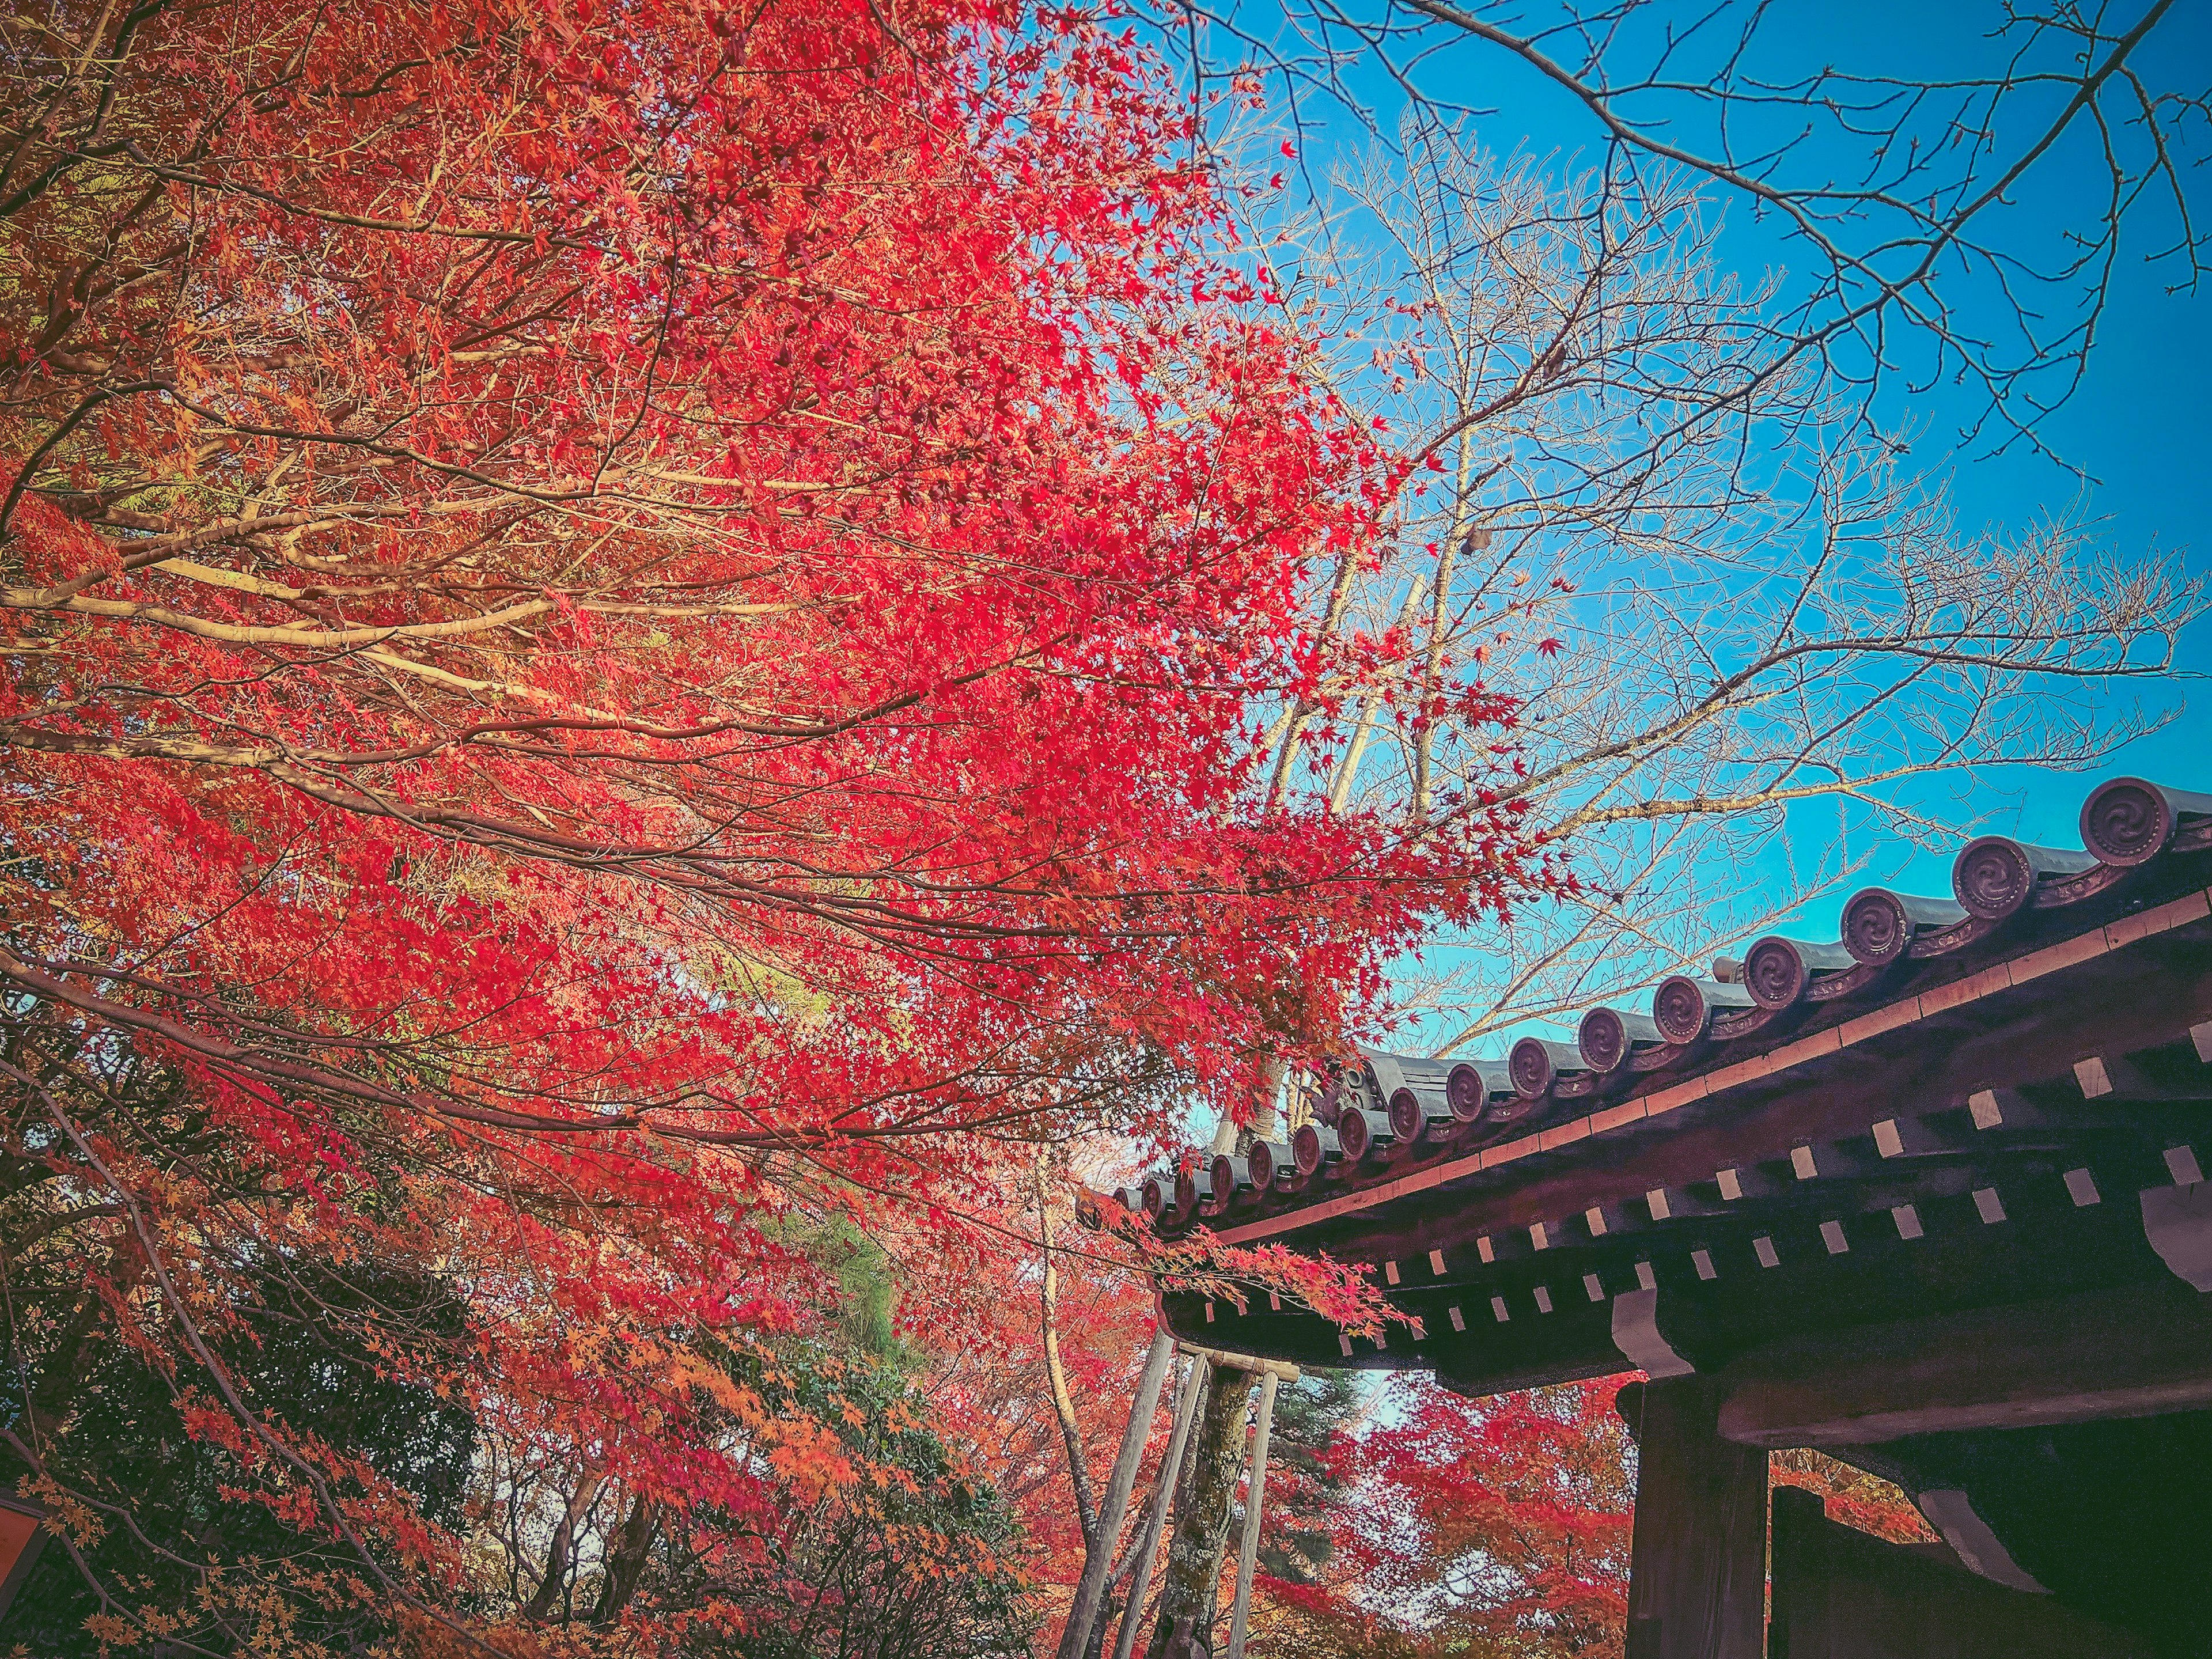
[1127,775,2212,1657]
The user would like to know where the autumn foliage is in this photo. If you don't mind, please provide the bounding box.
[1245,1378,1634,1658]
[1232,1375,1930,1659]
[0,0,1541,1648]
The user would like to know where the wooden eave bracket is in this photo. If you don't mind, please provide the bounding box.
[1610,1286,1695,1379]
[1915,1490,2048,1594]
[2141,1180,2212,1291]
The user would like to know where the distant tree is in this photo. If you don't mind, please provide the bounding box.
[0,1046,478,1653]
[2,1256,478,1655]
[1256,1368,1367,1593]
[1238,1377,1926,1658]
[1307,1378,1635,1658]
[1185,0,2210,460]
[638,1341,1040,1659]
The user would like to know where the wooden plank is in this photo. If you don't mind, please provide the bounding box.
[1109,1357,1207,1659]
[2104,887,2212,950]
[2007,928,2112,984]
[1713,1282,2212,1448]
[1766,1027,1843,1071]
[1618,1378,1767,1659]
[1918,964,2012,1017]
[1222,1370,1279,1659]
[1593,1099,1648,1134]
[1835,995,1924,1046]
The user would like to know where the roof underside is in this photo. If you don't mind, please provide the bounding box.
[1164,891,2212,1386]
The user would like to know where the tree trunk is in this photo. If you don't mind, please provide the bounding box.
[1086,1583,1122,1659]
[590,1490,657,1625]
[1039,1152,1099,1543]
[524,1470,604,1622]
[1145,1362,1251,1659]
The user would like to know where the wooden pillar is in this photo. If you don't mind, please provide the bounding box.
[1222,1368,1279,1659]
[1619,1377,1768,1659]
[1111,1355,1207,1659]
[1142,1363,1251,1659]
[1058,1329,1177,1659]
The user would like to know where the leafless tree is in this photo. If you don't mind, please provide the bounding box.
[1173,0,2211,461]
[1248,118,2202,1053]
[1078,14,2212,1653]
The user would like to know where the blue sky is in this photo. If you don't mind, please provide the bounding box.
[1266,0,2212,956]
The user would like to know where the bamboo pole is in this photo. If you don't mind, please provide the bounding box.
[1056,1328,1177,1659]
[1109,1354,1207,1659]
[1223,1369,1280,1659]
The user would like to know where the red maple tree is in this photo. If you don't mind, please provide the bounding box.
[1238,1375,1932,1658]
[1257,1377,1634,1658]
[0,0,1539,1647]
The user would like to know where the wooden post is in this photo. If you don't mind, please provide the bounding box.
[1619,1377,1767,1659]
[1058,1328,1177,1659]
[1111,1354,1206,1659]
[1222,1368,1279,1659]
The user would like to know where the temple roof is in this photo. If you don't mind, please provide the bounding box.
[1101,772,2212,1657]
[1109,774,2212,1392]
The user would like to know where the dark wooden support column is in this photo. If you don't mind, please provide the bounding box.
[1618,1377,1768,1659]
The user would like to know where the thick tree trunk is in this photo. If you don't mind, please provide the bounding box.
[524,1470,603,1622]
[590,1490,657,1625]
[1144,1362,1251,1659]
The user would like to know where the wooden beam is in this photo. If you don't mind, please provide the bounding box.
[1618,1378,1767,1659]
[1712,1281,2212,1448]
[1176,1340,1301,1382]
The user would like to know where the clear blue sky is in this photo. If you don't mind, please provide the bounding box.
[1272,0,2211,940]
